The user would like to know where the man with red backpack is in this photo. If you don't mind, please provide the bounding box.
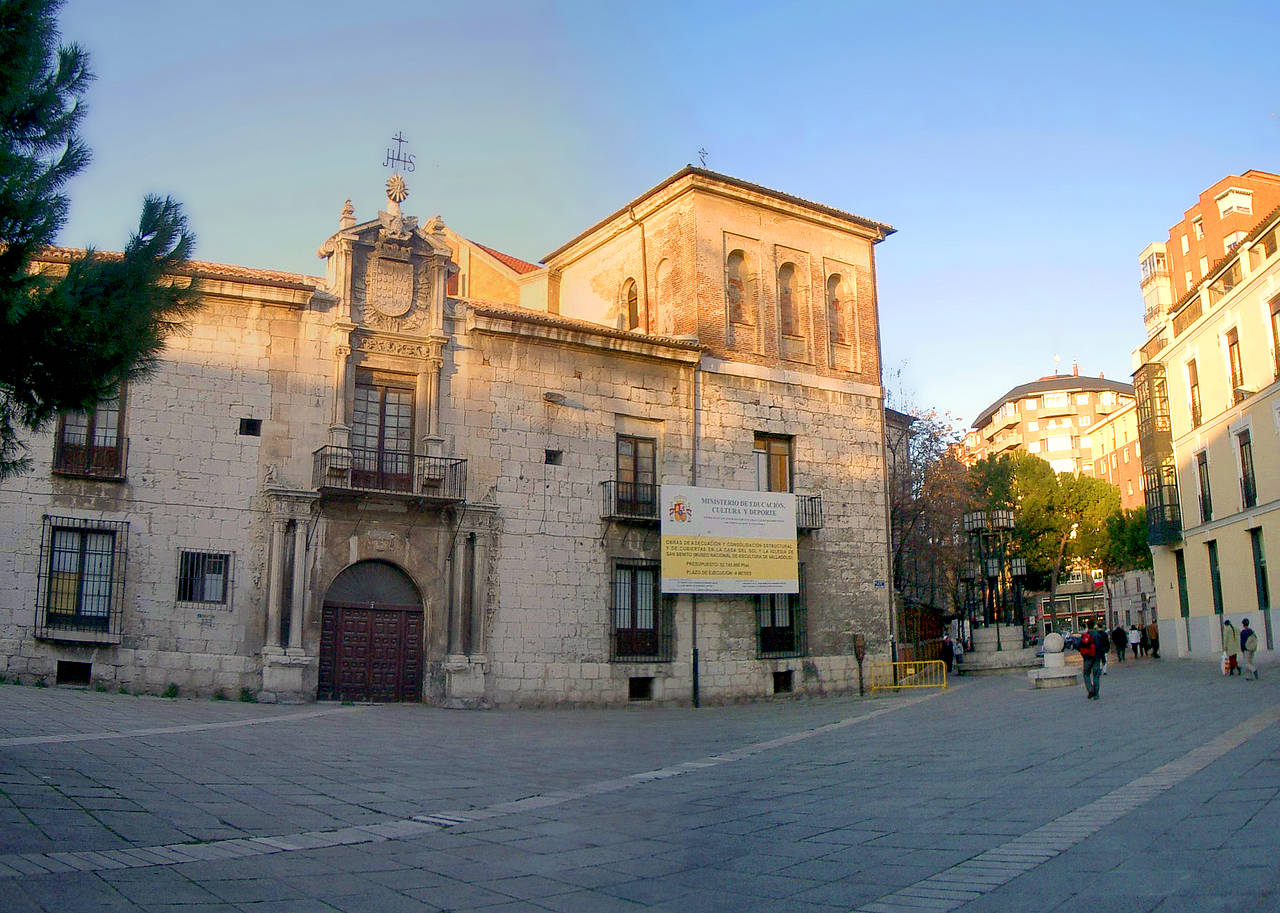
[1079,620,1104,700]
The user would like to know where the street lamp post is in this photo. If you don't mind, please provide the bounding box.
[961,508,1025,653]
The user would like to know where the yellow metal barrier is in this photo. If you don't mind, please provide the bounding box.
[868,659,948,692]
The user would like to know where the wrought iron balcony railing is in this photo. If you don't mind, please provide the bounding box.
[313,446,466,502]
[52,437,128,481]
[796,493,823,531]
[602,480,659,522]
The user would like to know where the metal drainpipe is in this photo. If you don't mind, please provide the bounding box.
[690,358,702,708]
[870,243,897,661]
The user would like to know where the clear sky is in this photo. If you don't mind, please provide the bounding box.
[56,0,1279,427]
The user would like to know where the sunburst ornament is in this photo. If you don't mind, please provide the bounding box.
[386,173,409,204]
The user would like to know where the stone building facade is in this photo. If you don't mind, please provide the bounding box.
[0,168,897,706]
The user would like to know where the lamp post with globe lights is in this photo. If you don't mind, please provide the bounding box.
[960,508,1027,652]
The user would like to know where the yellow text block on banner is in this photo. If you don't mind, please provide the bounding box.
[659,486,798,594]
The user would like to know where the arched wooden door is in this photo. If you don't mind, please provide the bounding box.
[317,560,424,702]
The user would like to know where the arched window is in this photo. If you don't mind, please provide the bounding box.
[778,262,799,337]
[726,250,748,324]
[621,278,639,331]
[654,259,673,335]
[827,274,849,345]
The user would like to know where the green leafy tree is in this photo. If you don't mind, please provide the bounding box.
[1092,507,1153,621]
[966,453,1119,635]
[0,0,197,477]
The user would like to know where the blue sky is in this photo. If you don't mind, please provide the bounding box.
[57,1,1279,427]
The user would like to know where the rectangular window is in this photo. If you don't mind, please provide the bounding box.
[609,560,671,661]
[1075,394,1091,405]
[1043,392,1069,408]
[1272,297,1280,379]
[1197,450,1212,523]
[1227,329,1244,402]
[1174,549,1190,619]
[351,372,414,491]
[1181,234,1189,255]
[1207,540,1224,616]
[757,566,807,658]
[1027,421,1039,432]
[1239,430,1257,509]
[177,551,231,604]
[1187,360,1202,427]
[1193,218,1204,240]
[754,433,792,492]
[1251,528,1270,616]
[36,516,128,637]
[1023,398,1040,410]
[53,386,126,480]
[615,434,657,517]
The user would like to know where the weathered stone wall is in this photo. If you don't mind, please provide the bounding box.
[0,283,324,695]
[449,308,891,707]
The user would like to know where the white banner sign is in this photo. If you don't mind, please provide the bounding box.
[660,485,798,594]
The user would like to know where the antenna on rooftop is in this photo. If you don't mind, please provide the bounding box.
[1053,354,1061,375]
[697,147,708,168]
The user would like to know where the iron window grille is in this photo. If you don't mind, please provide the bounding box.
[609,559,673,662]
[35,515,128,639]
[177,551,233,605]
[1196,451,1212,523]
[52,385,127,480]
[1239,431,1257,509]
[757,565,808,658]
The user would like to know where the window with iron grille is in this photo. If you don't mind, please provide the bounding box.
[1196,450,1212,522]
[609,559,672,661]
[177,551,232,604]
[757,565,807,658]
[35,516,128,638]
[53,384,126,480]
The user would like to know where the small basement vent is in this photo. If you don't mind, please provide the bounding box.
[238,418,262,436]
[56,661,91,686]
[628,676,653,701]
[773,670,794,694]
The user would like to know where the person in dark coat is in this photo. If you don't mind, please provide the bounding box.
[1080,620,1105,699]
[1112,625,1127,662]
[940,634,955,674]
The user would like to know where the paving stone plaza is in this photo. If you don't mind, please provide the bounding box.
[1,658,1278,912]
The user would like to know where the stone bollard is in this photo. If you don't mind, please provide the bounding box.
[1027,632,1082,689]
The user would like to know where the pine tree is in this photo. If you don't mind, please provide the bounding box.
[0,0,198,478]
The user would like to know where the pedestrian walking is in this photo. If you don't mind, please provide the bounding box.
[941,634,955,674]
[1222,619,1240,676]
[1145,622,1160,658]
[1139,626,1151,657]
[1080,620,1104,699]
[1099,623,1109,674]
[1241,618,1260,680]
[1112,625,1127,662]
[1128,624,1141,658]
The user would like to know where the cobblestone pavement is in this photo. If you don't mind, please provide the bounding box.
[1,656,1278,912]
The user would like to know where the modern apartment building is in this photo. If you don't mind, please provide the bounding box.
[963,369,1135,476]
[1140,170,1280,337]
[1134,185,1279,658]
[0,167,897,706]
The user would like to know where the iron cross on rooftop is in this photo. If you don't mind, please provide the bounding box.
[383,131,416,172]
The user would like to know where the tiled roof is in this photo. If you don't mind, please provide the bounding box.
[37,246,321,290]
[973,375,1135,429]
[543,167,895,263]
[468,300,702,349]
[473,242,542,275]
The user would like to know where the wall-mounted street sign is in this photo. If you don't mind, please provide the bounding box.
[660,485,798,594]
